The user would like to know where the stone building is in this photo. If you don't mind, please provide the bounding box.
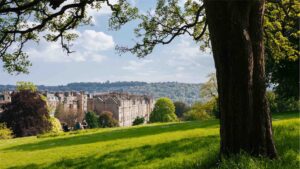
[40,91,87,118]
[0,91,11,113]
[54,91,87,115]
[44,92,59,116]
[88,92,154,127]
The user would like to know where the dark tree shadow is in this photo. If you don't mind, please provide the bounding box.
[9,135,220,169]
[5,120,219,152]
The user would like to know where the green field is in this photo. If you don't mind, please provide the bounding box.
[0,112,299,169]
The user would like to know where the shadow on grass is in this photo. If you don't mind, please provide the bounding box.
[8,130,300,169]
[5,120,218,152]
[272,111,299,120]
[9,135,220,169]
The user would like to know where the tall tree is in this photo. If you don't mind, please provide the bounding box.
[112,0,278,158]
[150,97,178,122]
[0,90,52,137]
[200,73,218,102]
[204,0,277,158]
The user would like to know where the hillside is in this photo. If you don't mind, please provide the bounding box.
[0,82,202,104]
[0,112,298,169]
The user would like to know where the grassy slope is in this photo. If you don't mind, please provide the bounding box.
[0,112,298,169]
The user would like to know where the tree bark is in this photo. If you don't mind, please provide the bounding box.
[204,0,277,158]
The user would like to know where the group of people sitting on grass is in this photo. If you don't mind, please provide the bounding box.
[62,120,88,132]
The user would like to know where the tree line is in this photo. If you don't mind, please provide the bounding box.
[0,82,202,105]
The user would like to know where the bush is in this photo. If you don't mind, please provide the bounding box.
[0,123,13,139]
[0,90,52,137]
[183,109,210,121]
[212,104,220,119]
[85,112,99,128]
[208,98,219,119]
[267,91,300,113]
[266,91,279,113]
[174,101,190,118]
[55,103,84,127]
[183,102,212,121]
[99,111,119,128]
[49,117,62,133]
[150,97,178,122]
[132,116,145,126]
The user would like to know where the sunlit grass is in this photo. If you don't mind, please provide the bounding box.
[0,112,298,169]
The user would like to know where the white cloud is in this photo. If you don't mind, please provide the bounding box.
[78,30,114,51]
[27,30,114,63]
[122,59,153,70]
[165,37,211,68]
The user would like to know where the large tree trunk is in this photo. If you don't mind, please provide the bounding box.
[204,0,277,158]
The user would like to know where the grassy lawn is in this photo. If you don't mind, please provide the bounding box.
[0,112,299,169]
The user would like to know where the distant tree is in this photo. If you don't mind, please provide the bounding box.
[183,102,212,121]
[150,97,178,122]
[16,81,37,92]
[54,103,64,119]
[183,109,210,121]
[132,116,145,126]
[85,112,99,129]
[54,103,84,127]
[0,90,52,137]
[200,73,219,118]
[200,73,218,101]
[99,111,118,128]
[174,101,190,118]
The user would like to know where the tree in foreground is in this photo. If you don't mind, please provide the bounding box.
[202,0,277,158]
[174,101,190,118]
[150,97,178,123]
[85,111,99,128]
[0,90,52,137]
[99,111,118,128]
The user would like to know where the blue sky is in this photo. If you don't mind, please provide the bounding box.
[0,0,215,85]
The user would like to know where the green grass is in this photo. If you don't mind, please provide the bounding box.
[0,111,299,169]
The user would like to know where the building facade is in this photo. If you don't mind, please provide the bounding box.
[0,91,11,113]
[88,92,154,127]
[41,91,88,117]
